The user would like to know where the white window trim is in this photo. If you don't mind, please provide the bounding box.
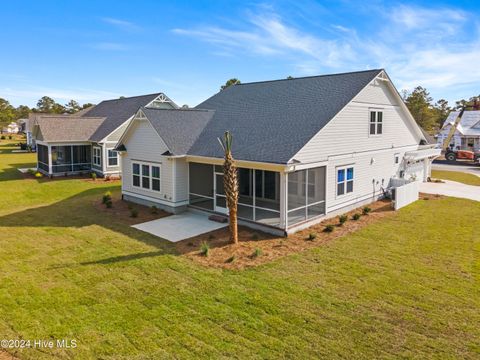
[369,110,383,136]
[107,149,119,167]
[336,165,355,198]
[131,161,162,193]
[93,146,102,166]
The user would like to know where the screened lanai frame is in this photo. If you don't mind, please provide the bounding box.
[188,162,281,227]
[285,166,326,229]
[36,142,92,175]
[188,162,327,230]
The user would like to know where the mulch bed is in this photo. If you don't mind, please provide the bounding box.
[177,195,443,270]
[93,193,170,225]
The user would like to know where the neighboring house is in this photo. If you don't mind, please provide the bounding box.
[32,93,177,177]
[436,110,480,151]
[116,69,440,235]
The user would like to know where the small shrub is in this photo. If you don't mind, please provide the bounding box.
[102,191,112,204]
[200,242,209,256]
[352,213,361,221]
[34,172,43,178]
[362,206,372,215]
[252,248,262,258]
[150,205,158,214]
[27,168,35,175]
[105,200,113,208]
[91,172,97,181]
[0,136,5,140]
[251,233,259,241]
[323,224,334,233]
[226,255,235,263]
[130,209,138,218]
[338,214,348,225]
[307,232,317,241]
[8,135,12,140]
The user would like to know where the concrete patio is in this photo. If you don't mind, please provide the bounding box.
[132,210,227,242]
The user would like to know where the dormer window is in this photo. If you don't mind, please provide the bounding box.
[369,110,383,135]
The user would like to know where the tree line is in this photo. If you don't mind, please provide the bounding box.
[402,87,480,134]
[0,96,94,126]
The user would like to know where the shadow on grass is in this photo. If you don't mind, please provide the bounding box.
[0,187,177,265]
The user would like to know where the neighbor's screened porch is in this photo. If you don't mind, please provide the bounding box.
[188,162,326,229]
[37,144,92,174]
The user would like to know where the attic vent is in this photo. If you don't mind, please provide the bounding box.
[148,94,173,109]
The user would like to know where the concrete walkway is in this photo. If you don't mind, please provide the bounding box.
[420,180,480,201]
[132,211,227,242]
[432,161,480,177]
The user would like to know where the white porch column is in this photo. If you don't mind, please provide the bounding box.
[423,158,430,182]
[48,145,53,175]
[280,172,288,230]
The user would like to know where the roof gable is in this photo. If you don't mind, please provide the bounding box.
[139,108,215,155]
[188,69,383,164]
[84,93,176,142]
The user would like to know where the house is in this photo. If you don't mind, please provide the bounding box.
[115,69,440,234]
[32,93,177,176]
[436,110,480,151]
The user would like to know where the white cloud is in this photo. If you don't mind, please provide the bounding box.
[102,17,140,31]
[172,3,480,103]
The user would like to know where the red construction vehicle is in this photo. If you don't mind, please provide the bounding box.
[441,108,480,163]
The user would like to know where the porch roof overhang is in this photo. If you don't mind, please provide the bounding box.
[404,148,441,161]
[185,155,288,171]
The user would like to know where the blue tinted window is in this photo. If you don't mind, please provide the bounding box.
[347,168,354,180]
[337,169,345,183]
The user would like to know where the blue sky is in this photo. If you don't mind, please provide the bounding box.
[1,0,479,108]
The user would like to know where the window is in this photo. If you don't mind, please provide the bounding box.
[152,166,161,191]
[369,111,383,135]
[142,165,150,189]
[132,162,161,192]
[108,150,118,166]
[93,147,101,166]
[394,153,400,164]
[132,163,140,187]
[337,166,354,196]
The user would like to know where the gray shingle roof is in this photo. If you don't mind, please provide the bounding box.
[83,93,166,142]
[189,69,383,164]
[33,116,106,142]
[141,108,216,155]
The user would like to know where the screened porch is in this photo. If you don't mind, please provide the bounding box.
[188,162,326,230]
[37,144,92,175]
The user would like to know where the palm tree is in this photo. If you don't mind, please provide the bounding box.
[218,131,239,244]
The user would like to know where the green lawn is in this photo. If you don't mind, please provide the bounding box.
[1,139,479,359]
[431,169,480,186]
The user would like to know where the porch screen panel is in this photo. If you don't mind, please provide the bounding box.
[52,146,73,173]
[253,170,280,226]
[37,144,48,172]
[189,163,214,210]
[287,166,326,226]
[72,145,91,171]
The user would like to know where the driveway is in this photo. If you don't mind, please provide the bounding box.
[432,160,480,177]
[132,210,227,242]
[420,180,480,201]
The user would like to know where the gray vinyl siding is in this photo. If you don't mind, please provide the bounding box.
[174,158,189,202]
[106,120,131,143]
[121,118,178,206]
[91,142,103,172]
[292,79,422,213]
